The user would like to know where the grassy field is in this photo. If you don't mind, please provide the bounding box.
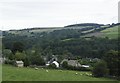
[0,64,2,82]
[81,25,119,39]
[101,26,119,39]
[2,65,117,81]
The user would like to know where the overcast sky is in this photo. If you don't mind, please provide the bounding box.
[0,0,119,30]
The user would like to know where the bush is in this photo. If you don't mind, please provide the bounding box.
[92,61,109,77]
[67,65,75,70]
[30,55,45,66]
[77,67,92,71]
[5,60,15,65]
[48,63,57,69]
[62,61,68,68]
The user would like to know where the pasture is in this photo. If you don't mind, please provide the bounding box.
[101,26,119,39]
[2,65,117,81]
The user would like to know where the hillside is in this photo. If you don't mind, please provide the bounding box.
[2,23,119,58]
[2,23,106,35]
[3,23,119,39]
[81,25,119,39]
[5,27,63,36]
[2,23,119,82]
[100,25,119,39]
[64,23,104,28]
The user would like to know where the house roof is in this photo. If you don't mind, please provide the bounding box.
[16,61,23,64]
[81,65,89,68]
[61,59,81,67]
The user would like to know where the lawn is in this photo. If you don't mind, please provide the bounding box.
[2,65,117,81]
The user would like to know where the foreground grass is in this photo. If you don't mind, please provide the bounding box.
[0,64,2,82]
[2,65,117,81]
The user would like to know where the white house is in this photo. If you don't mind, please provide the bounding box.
[52,61,59,68]
[46,61,60,68]
[15,61,24,67]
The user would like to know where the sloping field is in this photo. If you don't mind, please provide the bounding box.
[2,65,116,81]
[100,26,119,39]
[81,25,119,39]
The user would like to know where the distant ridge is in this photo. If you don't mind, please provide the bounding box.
[9,27,61,31]
[64,23,104,27]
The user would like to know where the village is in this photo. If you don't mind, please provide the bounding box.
[0,54,100,78]
[1,54,100,72]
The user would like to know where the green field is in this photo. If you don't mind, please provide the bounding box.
[81,25,119,39]
[101,26,119,39]
[0,64,2,82]
[2,65,117,81]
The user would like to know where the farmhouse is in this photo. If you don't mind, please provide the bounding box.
[15,61,24,67]
[52,61,59,68]
[61,59,81,67]
[45,55,59,68]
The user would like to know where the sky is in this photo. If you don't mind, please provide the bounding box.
[0,0,119,30]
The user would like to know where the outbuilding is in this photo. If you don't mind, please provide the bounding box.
[15,61,24,67]
[81,65,90,68]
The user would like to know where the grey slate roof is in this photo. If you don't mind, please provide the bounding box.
[61,59,81,67]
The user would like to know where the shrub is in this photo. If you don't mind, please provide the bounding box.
[48,63,57,69]
[5,60,15,65]
[77,67,92,71]
[30,55,45,66]
[62,61,68,68]
[67,65,75,70]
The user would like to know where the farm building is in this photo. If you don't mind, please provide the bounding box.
[46,60,60,68]
[15,61,24,67]
[81,65,90,68]
[61,59,81,67]
[52,61,59,68]
[45,55,59,68]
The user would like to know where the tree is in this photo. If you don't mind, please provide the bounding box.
[31,55,45,66]
[92,61,109,77]
[30,49,45,66]
[23,57,30,67]
[14,51,26,61]
[48,63,56,69]
[12,42,24,54]
[2,49,12,58]
[103,50,119,76]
